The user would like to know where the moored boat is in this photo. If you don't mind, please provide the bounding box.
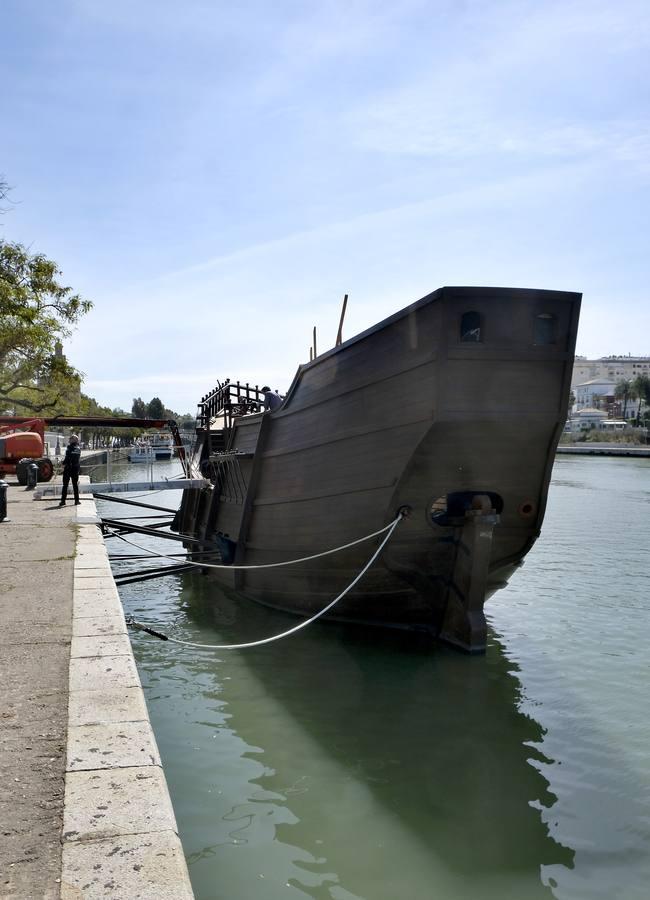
[128,432,173,462]
[175,286,581,652]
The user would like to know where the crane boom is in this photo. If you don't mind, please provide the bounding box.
[0,415,190,477]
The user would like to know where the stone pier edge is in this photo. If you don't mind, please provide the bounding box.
[60,496,194,899]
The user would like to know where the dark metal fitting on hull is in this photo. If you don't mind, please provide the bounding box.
[397,505,412,519]
[438,504,500,654]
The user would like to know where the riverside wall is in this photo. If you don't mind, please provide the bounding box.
[0,475,194,899]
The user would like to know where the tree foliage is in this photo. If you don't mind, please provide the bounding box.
[132,395,195,427]
[146,396,165,419]
[131,396,147,418]
[0,239,92,413]
[0,176,10,214]
[614,379,637,419]
[631,374,650,424]
[614,375,650,422]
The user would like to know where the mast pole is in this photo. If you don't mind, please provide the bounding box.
[335,294,348,346]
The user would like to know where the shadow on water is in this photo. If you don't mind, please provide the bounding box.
[127,572,575,900]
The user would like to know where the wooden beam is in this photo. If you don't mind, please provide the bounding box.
[335,293,348,346]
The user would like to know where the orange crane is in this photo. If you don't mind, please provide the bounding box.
[0,416,188,483]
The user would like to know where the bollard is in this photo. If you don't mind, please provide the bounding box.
[0,478,8,523]
[16,458,29,486]
[26,461,39,490]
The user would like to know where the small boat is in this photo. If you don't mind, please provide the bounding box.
[128,432,173,462]
[175,286,581,653]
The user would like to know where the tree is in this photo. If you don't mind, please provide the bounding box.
[0,240,92,413]
[614,379,638,420]
[146,396,165,419]
[132,397,147,418]
[632,375,650,423]
[0,176,10,215]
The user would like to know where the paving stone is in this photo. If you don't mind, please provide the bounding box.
[74,578,119,596]
[63,767,177,842]
[76,545,108,555]
[76,532,105,542]
[74,556,109,570]
[61,830,194,899]
[74,568,113,580]
[67,721,160,771]
[76,526,104,541]
[68,687,149,728]
[72,614,126,637]
[69,655,141,693]
[70,633,132,658]
[73,576,120,592]
[72,589,123,619]
[75,513,102,524]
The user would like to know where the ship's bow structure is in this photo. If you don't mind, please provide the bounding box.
[178,286,581,652]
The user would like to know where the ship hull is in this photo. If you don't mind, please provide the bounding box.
[177,286,581,651]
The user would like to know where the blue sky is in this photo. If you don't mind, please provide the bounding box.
[2,0,649,413]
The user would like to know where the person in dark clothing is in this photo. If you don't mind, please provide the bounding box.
[59,434,81,506]
[261,386,283,411]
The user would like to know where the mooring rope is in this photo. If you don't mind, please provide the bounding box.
[125,512,404,650]
[104,514,402,571]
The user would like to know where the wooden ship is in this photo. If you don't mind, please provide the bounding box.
[174,286,581,652]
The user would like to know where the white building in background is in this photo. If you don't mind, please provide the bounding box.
[574,378,617,410]
[571,356,650,390]
[565,408,607,431]
[565,409,629,432]
[565,409,607,431]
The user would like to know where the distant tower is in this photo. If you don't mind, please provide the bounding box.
[54,341,64,359]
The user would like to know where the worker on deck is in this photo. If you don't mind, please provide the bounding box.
[58,434,81,507]
[261,386,283,411]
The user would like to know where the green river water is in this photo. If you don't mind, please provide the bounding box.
[95,455,650,900]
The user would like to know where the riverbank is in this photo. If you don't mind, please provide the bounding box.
[80,447,130,469]
[0,476,193,899]
[557,442,650,457]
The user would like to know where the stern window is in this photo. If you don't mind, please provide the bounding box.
[460,311,482,342]
[534,313,557,345]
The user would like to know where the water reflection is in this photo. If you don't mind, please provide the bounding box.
[124,573,574,900]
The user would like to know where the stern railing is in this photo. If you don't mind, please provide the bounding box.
[196,380,265,432]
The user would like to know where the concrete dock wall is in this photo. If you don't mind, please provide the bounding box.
[557,443,650,457]
[0,479,194,899]
[61,498,194,898]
